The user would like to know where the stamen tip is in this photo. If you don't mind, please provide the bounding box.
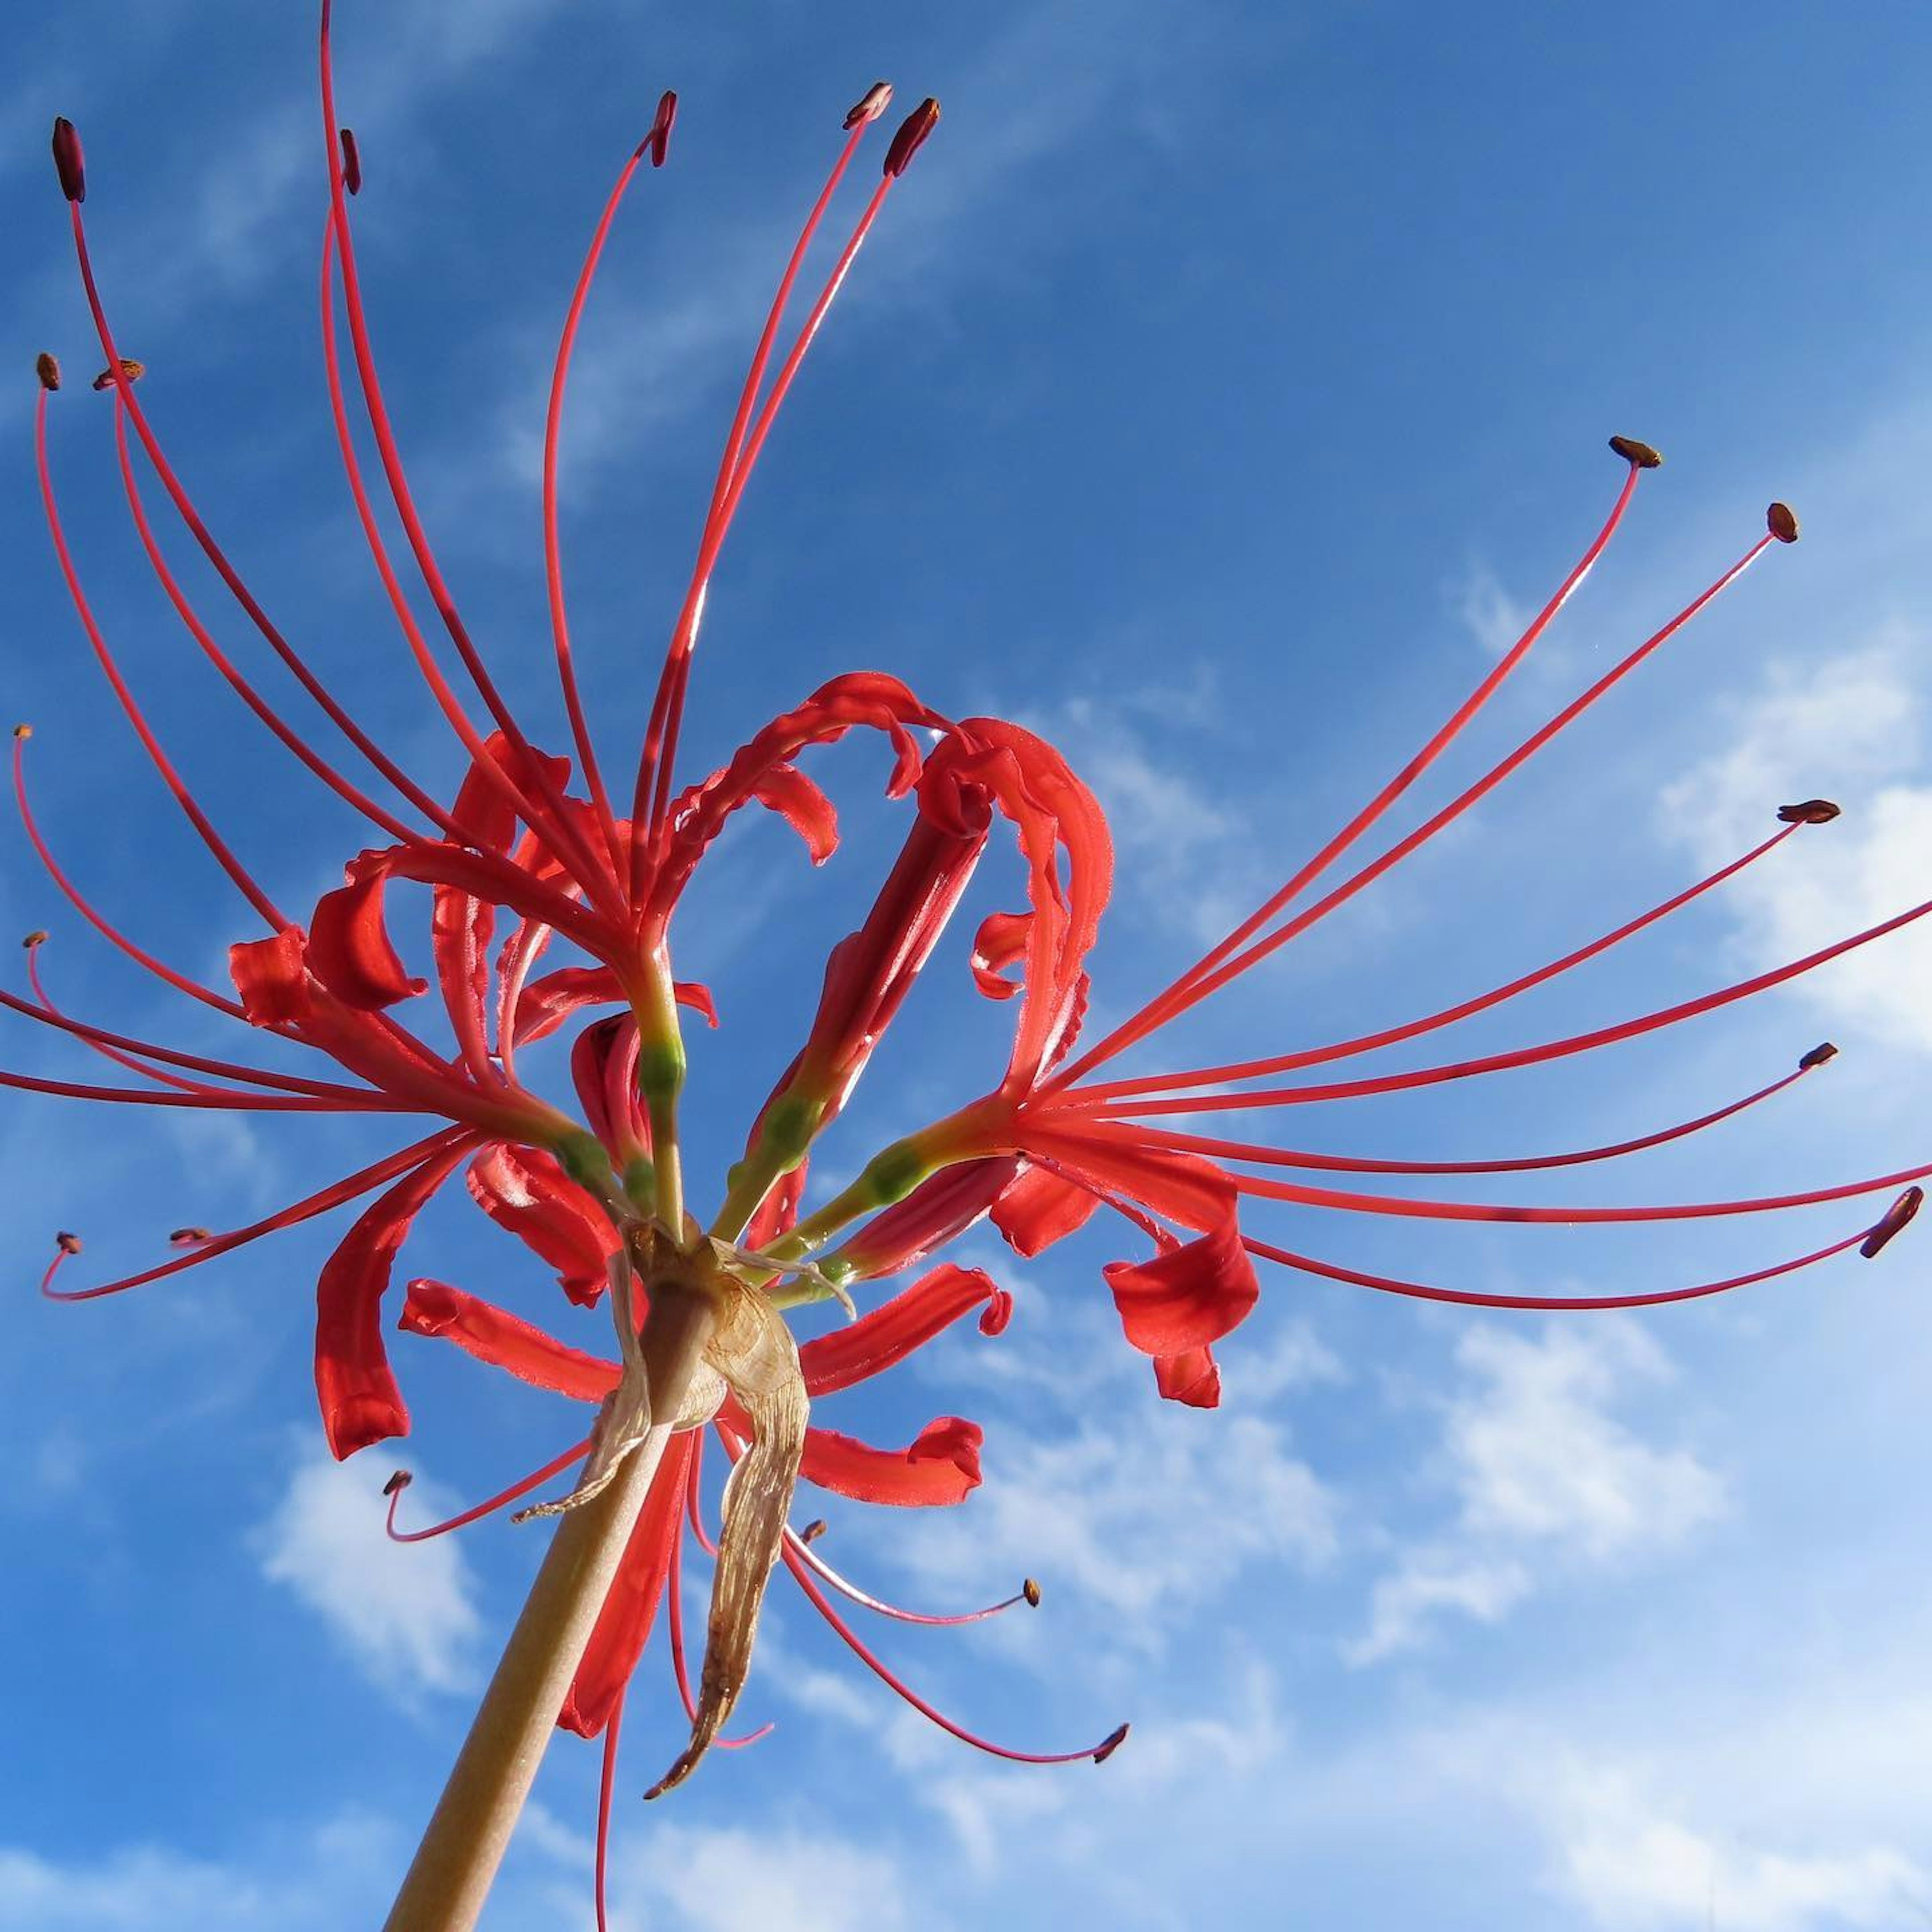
[91,358,145,393]
[844,82,894,130]
[1798,1041,1837,1071]
[383,1469,413,1497]
[12,723,32,740]
[799,1517,829,1545]
[1608,435,1663,470]
[36,353,61,393]
[1093,1722,1130,1764]
[1022,1576,1042,1608]
[55,1231,83,1255]
[883,97,940,178]
[1767,501,1800,544]
[51,117,85,203]
[168,1226,213,1246]
[646,90,677,167]
[339,128,362,196]
[1777,798,1839,825]
[22,930,48,950]
[1860,1185,1922,1259]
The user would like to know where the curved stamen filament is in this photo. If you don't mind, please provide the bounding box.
[1069,821,1803,1106]
[382,1437,593,1543]
[686,1432,719,1557]
[594,1686,624,1932]
[786,1526,1039,1627]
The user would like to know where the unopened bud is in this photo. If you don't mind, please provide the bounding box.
[799,1517,828,1544]
[1766,502,1799,543]
[91,358,145,392]
[51,118,85,204]
[845,82,893,130]
[383,1470,413,1497]
[1861,1185,1922,1259]
[643,90,678,168]
[56,1231,83,1255]
[1093,1722,1131,1764]
[1777,798,1839,825]
[339,128,362,196]
[168,1226,213,1246]
[1022,1577,1042,1608]
[883,97,939,178]
[36,353,61,392]
[21,931,47,950]
[1608,435,1662,469]
[1798,1042,1837,1071]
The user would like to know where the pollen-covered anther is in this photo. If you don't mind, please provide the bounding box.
[1092,1722,1131,1764]
[1608,435,1663,469]
[22,930,48,950]
[168,1227,213,1246]
[55,1231,83,1256]
[844,82,893,130]
[1798,1041,1837,1071]
[12,724,31,741]
[799,1518,829,1544]
[91,358,145,392]
[383,1470,413,1498]
[646,90,677,167]
[339,128,362,196]
[51,117,85,203]
[1767,501,1801,543]
[883,97,940,178]
[1777,798,1840,825]
[1022,1577,1042,1608]
[1860,1185,1922,1259]
[36,353,61,392]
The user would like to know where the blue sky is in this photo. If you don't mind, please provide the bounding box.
[5,2,1932,1927]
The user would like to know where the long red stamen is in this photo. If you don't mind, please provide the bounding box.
[542,105,680,874]
[1,1065,406,1112]
[786,1526,1040,1627]
[1095,1052,1819,1177]
[781,1546,1128,1766]
[317,4,626,918]
[1054,450,1656,1087]
[1069,820,1806,1105]
[11,728,249,1019]
[1244,1191,1913,1310]
[594,1684,623,1932]
[381,1438,593,1543]
[36,386,286,928]
[1056,510,1784,1088]
[686,1431,719,1556]
[43,1128,470,1301]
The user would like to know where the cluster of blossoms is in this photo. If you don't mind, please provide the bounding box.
[17,6,1930,1924]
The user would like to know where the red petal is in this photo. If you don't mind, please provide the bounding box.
[970,910,1029,1000]
[834,1155,1021,1282]
[1103,1214,1260,1356]
[800,1261,1011,1396]
[230,928,311,1025]
[512,965,717,1046]
[465,1145,620,1306]
[397,1277,617,1401]
[752,762,839,863]
[991,1162,1100,1256]
[1023,1132,1234,1235]
[308,860,427,1011]
[451,730,573,853]
[558,1433,695,1738]
[314,1144,466,1458]
[1153,1346,1222,1408]
[799,1416,984,1507]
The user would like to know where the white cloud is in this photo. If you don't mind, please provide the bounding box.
[1451,558,1532,658]
[608,1823,919,1932]
[257,1445,483,1697]
[1351,1321,1722,1660]
[1662,635,1932,1054]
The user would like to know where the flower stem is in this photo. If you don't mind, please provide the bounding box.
[381,1283,716,1932]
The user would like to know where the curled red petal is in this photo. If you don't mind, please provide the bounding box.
[834,1155,1021,1282]
[800,1261,1011,1397]
[307,860,427,1011]
[559,1433,696,1738]
[513,964,717,1046]
[1152,1345,1222,1408]
[398,1276,617,1401]
[970,910,1029,1000]
[451,730,574,853]
[230,927,311,1025]
[1024,1131,1234,1235]
[991,1161,1100,1257]
[798,1416,984,1507]
[1103,1214,1260,1357]
[315,1144,467,1458]
[465,1144,620,1306]
[752,762,839,863]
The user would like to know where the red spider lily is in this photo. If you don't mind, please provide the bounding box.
[15,5,1928,1927]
